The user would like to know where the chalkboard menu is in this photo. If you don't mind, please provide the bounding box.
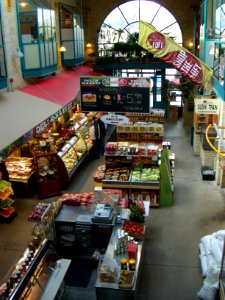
[80,77,150,113]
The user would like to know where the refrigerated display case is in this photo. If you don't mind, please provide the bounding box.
[0,239,71,300]
[57,132,89,178]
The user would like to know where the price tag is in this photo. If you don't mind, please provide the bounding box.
[126,155,132,160]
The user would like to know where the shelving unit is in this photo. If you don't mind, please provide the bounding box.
[0,180,16,223]
[193,112,218,133]
[34,153,61,199]
[102,142,160,207]
[116,122,164,143]
[125,111,165,123]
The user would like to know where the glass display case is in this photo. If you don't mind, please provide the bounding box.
[0,239,71,300]
[57,132,89,177]
[5,157,34,183]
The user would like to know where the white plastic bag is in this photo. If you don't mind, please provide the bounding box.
[197,281,218,300]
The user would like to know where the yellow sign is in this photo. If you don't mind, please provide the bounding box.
[138,20,213,86]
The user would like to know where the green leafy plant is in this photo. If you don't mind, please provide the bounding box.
[129,203,145,223]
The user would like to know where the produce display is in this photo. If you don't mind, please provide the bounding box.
[27,203,50,221]
[118,270,135,288]
[0,180,13,200]
[0,198,14,210]
[105,142,159,157]
[93,165,106,183]
[0,180,15,219]
[129,201,145,223]
[58,192,94,206]
[122,220,144,240]
[130,166,160,182]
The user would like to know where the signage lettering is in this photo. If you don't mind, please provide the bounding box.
[80,76,150,113]
[195,98,220,115]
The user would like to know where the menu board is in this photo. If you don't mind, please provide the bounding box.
[80,77,150,113]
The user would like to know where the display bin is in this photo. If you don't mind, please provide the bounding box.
[201,166,215,181]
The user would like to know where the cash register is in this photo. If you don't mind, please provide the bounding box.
[92,204,114,224]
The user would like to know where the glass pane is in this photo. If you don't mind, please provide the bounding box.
[38,9,44,42]
[153,6,177,30]
[119,1,140,23]
[60,6,73,28]
[20,14,38,43]
[98,0,183,51]
[140,1,161,23]
[161,23,183,44]
[24,44,40,68]
[51,10,56,41]
[125,22,139,35]
[63,41,75,59]
[104,8,127,29]
[40,43,46,67]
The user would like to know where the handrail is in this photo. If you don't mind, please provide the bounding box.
[205,124,225,159]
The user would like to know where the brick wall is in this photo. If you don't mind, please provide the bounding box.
[1,0,25,89]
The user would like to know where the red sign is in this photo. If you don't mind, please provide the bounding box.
[139,20,213,86]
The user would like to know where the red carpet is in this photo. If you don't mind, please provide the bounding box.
[19,65,107,106]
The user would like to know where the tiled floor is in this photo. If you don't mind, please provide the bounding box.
[1,118,225,300]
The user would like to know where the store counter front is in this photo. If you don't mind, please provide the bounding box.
[95,225,144,300]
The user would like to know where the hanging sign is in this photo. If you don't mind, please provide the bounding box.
[194,98,220,114]
[138,20,213,86]
[80,76,150,113]
[101,114,129,125]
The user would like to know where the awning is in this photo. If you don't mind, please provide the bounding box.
[0,90,61,151]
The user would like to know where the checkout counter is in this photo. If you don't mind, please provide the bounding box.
[54,199,149,300]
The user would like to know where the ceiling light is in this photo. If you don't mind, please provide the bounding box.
[19,2,28,7]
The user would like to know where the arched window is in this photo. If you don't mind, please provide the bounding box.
[98,0,182,56]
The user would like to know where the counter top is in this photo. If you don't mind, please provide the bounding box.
[40,259,71,300]
[95,226,142,291]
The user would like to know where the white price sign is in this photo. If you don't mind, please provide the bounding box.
[194,98,220,115]
[101,114,129,125]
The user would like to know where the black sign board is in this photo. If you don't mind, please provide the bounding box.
[80,77,150,113]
